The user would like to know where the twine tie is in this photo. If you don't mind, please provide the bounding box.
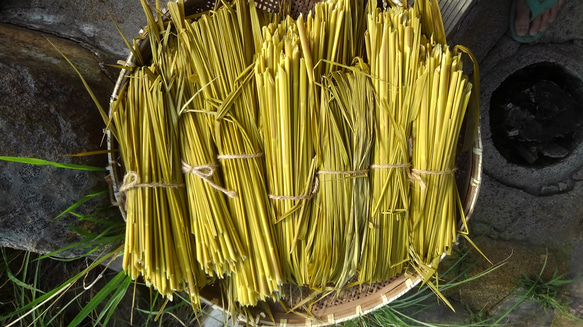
[181,161,236,198]
[119,171,184,193]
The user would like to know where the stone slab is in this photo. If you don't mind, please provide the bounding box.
[0,0,156,58]
[0,23,120,257]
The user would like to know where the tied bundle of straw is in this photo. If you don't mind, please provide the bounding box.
[111,1,208,306]
[174,0,283,306]
[104,0,479,319]
[255,17,317,286]
[307,61,374,290]
[171,1,246,278]
[172,28,245,277]
[113,62,206,306]
[360,5,423,284]
[293,0,369,179]
[409,44,471,286]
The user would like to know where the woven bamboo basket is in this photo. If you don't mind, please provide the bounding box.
[106,0,483,325]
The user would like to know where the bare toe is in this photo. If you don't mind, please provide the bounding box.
[539,8,552,32]
[529,14,543,36]
[515,0,531,36]
[549,0,565,23]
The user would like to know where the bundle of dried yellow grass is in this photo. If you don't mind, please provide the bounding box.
[307,61,374,290]
[359,4,423,284]
[176,0,283,306]
[255,16,317,287]
[113,58,206,308]
[409,43,472,291]
[107,0,478,320]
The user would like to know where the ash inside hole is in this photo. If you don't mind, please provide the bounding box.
[490,62,583,167]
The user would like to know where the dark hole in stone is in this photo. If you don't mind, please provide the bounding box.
[490,62,583,167]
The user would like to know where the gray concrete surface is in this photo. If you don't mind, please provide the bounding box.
[446,0,583,325]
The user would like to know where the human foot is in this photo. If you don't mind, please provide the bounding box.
[512,0,564,42]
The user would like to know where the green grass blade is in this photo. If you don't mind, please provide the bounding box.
[66,270,128,327]
[0,156,106,172]
[37,242,95,261]
[2,252,43,294]
[66,224,95,237]
[2,247,121,326]
[75,213,124,226]
[38,232,124,260]
[96,272,133,326]
[45,38,112,133]
[43,291,85,326]
[53,190,108,219]
[134,293,192,316]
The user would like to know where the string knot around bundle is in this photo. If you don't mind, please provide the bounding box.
[181,160,237,198]
[217,152,264,160]
[268,168,370,201]
[317,168,370,176]
[268,176,320,201]
[369,163,412,170]
[119,171,185,194]
[410,167,458,190]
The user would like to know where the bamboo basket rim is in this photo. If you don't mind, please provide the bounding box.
[106,0,483,325]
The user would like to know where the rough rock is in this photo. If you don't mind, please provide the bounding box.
[453,238,570,322]
[456,1,583,321]
[0,23,120,257]
[0,0,157,58]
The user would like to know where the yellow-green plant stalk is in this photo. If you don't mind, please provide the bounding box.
[177,0,283,306]
[307,61,374,290]
[303,0,367,80]
[178,88,246,279]
[414,0,446,45]
[409,43,471,282]
[297,0,368,160]
[111,0,220,308]
[360,5,422,283]
[165,1,247,280]
[112,63,206,307]
[255,16,317,287]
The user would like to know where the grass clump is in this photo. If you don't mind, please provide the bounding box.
[502,253,583,325]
